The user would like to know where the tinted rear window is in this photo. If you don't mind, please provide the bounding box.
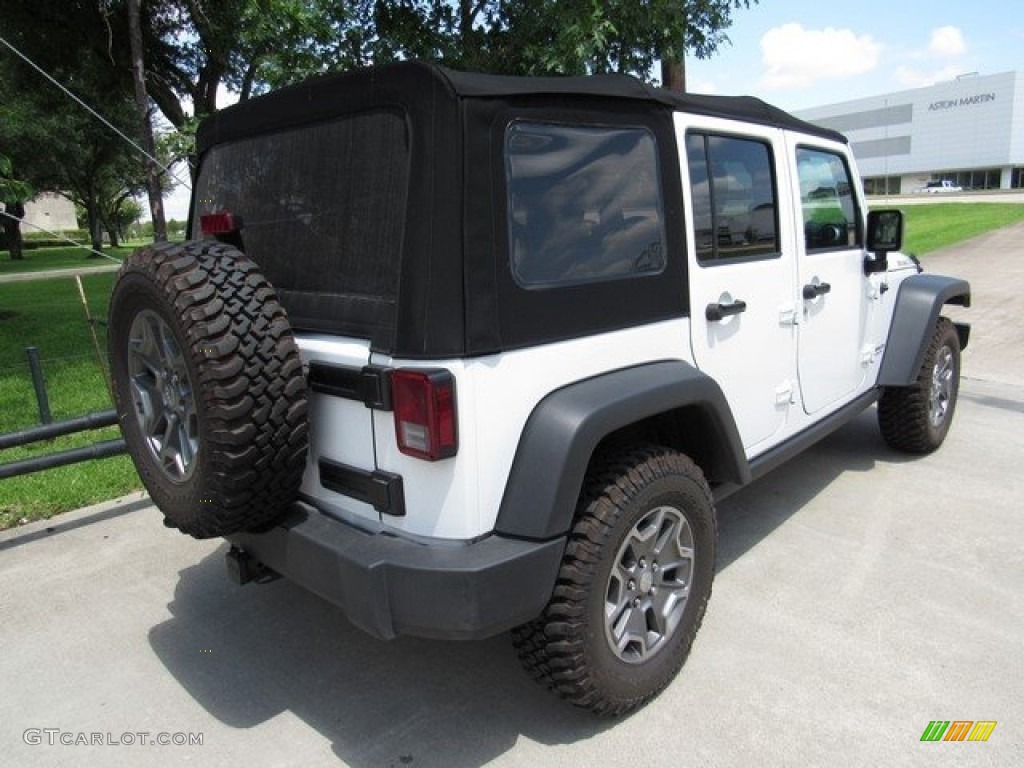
[192,109,409,338]
[505,122,667,288]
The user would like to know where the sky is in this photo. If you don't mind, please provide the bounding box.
[685,0,1023,111]
[162,1,1022,220]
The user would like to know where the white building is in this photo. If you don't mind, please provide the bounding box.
[23,193,78,233]
[795,71,1024,195]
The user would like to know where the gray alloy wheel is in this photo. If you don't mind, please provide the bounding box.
[604,505,694,664]
[929,342,955,428]
[127,309,200,482]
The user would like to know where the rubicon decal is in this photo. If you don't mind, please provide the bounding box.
[920,721,997,742]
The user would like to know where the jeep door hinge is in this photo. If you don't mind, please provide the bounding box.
[775,380,795,406]
[778,304,800,326]
[860,343,885,366]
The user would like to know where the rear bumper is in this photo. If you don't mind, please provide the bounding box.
[226,502,565,641]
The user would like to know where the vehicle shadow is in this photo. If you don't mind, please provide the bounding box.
[148,407,903,767]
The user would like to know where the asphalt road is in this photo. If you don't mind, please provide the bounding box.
[1,226,1022,767]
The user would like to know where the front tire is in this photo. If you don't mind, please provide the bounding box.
[878,317,960,454]
[513,445,716,716]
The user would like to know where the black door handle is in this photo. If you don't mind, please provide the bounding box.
[705,299,747,322]
[802,282,832,300]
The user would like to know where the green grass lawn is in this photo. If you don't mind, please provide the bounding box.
[0,273,141,528]
[0,243,138,275]
[900,203,1024,255]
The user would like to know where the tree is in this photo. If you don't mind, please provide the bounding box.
[128,0,167,241]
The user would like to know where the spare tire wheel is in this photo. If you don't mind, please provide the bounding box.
[108,240,308,538]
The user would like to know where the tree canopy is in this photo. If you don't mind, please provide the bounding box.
[0,0,757,250]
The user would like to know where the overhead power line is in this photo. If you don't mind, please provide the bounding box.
[0,34,192,191]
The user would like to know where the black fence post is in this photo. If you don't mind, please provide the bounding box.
[25,346,53,425]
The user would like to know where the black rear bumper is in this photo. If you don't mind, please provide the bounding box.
[226,502,565,641]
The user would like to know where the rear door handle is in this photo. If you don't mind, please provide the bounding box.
[802,282,832,300]
[705,299,748,322]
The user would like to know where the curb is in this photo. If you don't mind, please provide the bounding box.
[0,490,151,546]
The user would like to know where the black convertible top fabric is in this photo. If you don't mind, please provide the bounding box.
[193,61,847,357]
[199,61,845,152]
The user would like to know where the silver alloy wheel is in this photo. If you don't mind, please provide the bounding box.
[604,505,694,663]
[929,344,955,428]
[126,309,199,481]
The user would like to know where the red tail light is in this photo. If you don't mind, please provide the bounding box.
[200,211,239,235]
[391,369,458,461]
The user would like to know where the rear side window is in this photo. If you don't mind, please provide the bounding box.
[505,122,667,288]
[686,133,779,263]
[796,147,863,251]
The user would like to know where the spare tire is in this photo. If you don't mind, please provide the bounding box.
[108,240,308,538]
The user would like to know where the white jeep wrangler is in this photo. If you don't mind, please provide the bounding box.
[108,62,970,716]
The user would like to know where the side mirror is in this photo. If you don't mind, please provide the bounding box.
[867,209,903,252]
[865,209,903,275]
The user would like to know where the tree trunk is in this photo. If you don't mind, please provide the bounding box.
[128,0,167,243]
[107,225,120,248]
[661,55,686,93]
[2,202,25,260]
[87,200,104,255]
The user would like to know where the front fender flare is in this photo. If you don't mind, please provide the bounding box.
[494,361,748,541]
[878,274,970,387]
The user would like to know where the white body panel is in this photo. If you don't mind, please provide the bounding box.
[295,335,378,527]
[369,319,692,540]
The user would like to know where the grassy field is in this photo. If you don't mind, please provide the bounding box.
[900,203,1024,255]
[0,272,140,528]
[1,203,1023,528]
[0,244,137,276]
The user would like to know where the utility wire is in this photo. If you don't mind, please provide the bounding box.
[0,34,192,191]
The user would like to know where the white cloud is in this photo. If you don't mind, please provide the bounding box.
[759,23,881,89]
[894,65,965,89]
[928,26,966,58]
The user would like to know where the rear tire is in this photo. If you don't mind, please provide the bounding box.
[513,445,716,716]
[878,317,960,454]
[108,240,308,538]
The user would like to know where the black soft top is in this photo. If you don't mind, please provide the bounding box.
[193,62,846,358]
[198,61,844,152]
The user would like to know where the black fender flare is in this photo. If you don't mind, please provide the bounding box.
[494,361,748,541]
[878,274,971,387]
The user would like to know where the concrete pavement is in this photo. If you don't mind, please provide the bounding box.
[1,226,1022,767]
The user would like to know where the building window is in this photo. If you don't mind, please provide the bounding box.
[1012,168,1024,189]
[864,176,901,196]
[930,168,1001,190]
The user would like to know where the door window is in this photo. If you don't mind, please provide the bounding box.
[796,148,862,252]
[686,133,779,263]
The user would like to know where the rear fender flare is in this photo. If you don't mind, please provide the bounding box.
[494,361,748,541]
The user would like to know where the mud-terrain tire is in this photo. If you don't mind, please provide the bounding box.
[512,445,716,717]
[108,240,308,538]
[878,317,960,454]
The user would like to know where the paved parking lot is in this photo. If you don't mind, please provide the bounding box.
[1,227,1022,767]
